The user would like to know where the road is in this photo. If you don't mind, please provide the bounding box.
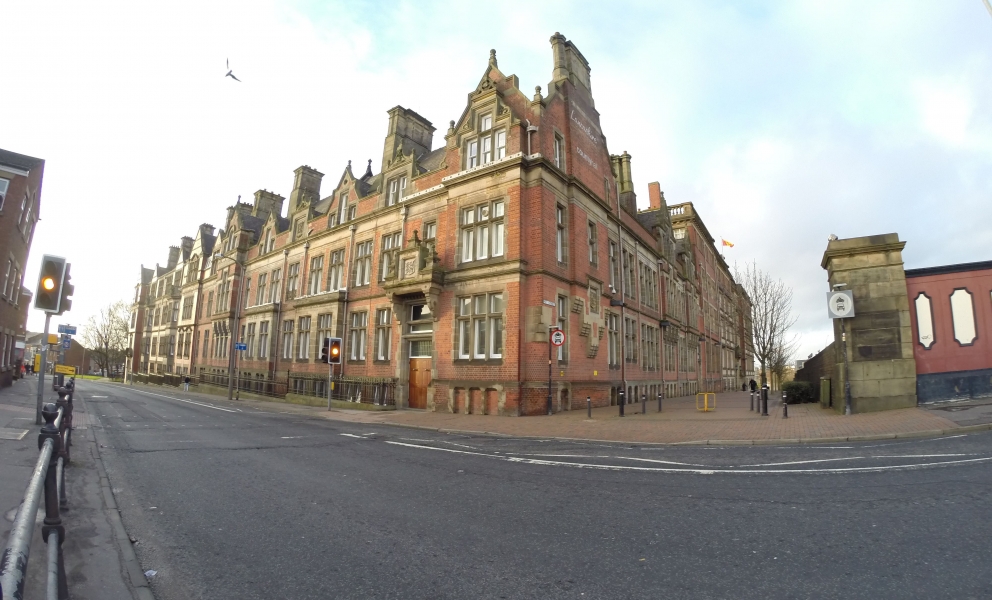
[78,380,992,599]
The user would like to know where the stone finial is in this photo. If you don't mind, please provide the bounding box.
[489,49,497,67]
[364,159,373,179]
[447,120,456,136]
[533,86,543,102]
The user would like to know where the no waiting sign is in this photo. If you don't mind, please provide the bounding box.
[550,329,566,346]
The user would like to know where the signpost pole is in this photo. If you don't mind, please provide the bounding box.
[36,313,52,425]
[547,328,554,416]
[842,318,852,415]
[828,287,855,416]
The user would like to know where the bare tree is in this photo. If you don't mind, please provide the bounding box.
[735,261,800,386]
[80,300,130,377]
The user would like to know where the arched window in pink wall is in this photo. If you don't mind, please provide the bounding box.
[949,288,976,346]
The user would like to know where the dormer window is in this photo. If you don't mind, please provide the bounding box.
[386,176,407,207]
[263,228,275,253]
[337,192,349,224]
[465,113,506,169]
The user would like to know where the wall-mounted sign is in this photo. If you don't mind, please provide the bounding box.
[827,290,855,319]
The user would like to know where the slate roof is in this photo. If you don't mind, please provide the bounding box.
[419,147,446,172]
[313,196,333,216]
[0,148,44,172]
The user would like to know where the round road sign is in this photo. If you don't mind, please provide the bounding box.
[550,329,566,346]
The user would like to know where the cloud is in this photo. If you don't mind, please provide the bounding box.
[3,0,990,368]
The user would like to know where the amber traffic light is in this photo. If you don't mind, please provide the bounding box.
[328,337,342,364]
[35,255,67,313]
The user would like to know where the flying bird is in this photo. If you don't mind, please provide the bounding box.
[225,58,241,82]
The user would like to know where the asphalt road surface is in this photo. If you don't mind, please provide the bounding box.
[79,381,992,600]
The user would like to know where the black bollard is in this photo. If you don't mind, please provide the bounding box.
[783,390,789,419]
[619,390,625,417]
[587,396,591,419]
[750,391,754,412]
[642,394,646,414]
[658,392,663,413]
[761,386,769,416]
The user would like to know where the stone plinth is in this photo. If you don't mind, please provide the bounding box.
[821,234,917,412]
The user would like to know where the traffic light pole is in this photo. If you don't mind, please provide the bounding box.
[36,313,52,425]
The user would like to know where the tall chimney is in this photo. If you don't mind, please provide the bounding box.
[648,182,663,210]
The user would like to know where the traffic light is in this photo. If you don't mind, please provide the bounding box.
[328,337,342,364]
[320,337,330,363]
[58,263,74,315]
[35,255,67,312]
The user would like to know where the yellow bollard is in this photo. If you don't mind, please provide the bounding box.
[695,392,716,412]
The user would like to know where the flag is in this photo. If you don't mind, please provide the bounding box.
[722,239,734,248]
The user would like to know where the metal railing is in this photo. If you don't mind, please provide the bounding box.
[289,373,397,406]
[0,385,74,600]
[127,370,395,406]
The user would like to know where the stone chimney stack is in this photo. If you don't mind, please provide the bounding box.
[180,236,194,257]
[648,182,664,211]
[199,223,215,238]
[619,152,634,194]
[253,189,286,219]
[166,246,180,269]
[382,106,435,171]
[549,32,593,99]
[289,166,323,214]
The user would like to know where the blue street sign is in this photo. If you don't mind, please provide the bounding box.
[234,342,247,351]
[62,339,71,350]
[57,324,77,335]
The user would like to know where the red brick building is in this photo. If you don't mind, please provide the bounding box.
[0,148,43,388]
[906,261,992,402]
[128,35,754,414]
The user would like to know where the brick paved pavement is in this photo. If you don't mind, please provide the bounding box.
[111,381,971,445]
[324,390,963,444]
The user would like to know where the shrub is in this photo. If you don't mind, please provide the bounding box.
[782,381,814,404]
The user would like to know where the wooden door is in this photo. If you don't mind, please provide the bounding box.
[408,358,432,409]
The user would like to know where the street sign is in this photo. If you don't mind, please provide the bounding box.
[62,339,71,350]
[542,300,556,307]
[54,364,76,376]
[234,342,247,351]
[550,329,566,346]
[57,324,77,335]
[827,290,855,319]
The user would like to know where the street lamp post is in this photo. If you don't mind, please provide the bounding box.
[215,253,246,402]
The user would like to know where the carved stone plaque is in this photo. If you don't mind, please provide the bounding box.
[403,258,417,278]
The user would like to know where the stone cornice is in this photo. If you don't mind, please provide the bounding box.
[820,241,906,270]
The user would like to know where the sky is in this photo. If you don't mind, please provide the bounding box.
[4,0,992,362]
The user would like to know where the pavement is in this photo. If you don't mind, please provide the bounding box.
[119,382,982,445]
[0,376,146,600]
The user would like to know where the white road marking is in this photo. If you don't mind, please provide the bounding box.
[872,453,974,458]
[108,387,237,413]
[281,436,305,439]
[90,395,108,398]
[340,433,365,438]
[385,441,992,475]
[741,457,866,467]
[506,453,611,459]
[616,456,712,467]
